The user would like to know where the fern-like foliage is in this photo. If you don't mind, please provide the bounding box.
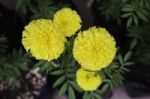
[0,36,31,90]
[16,0,69,19]
[16,0,31,14]
[121,0,150,27]
[128,24,150,65]
[98,0,125,25]
[0,49,31,90]
[88,0,150,27]
[30,0,65,19]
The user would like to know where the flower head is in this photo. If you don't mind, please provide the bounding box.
[53,8,82,37]
[22,19,66,61]
[73,27,116,71]
[76,68,102,91]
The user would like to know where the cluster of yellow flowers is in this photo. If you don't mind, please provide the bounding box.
[74,27,116,91]
[22,8,81,60]
[22,8,116,91]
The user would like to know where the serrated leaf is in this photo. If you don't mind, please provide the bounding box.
[11,66,21,76]
[16,0,23,9]
[136,11,148,22]
[93,93,102,99]
[59,82,68,96]
[133,15,138,26]
[124,62,134,66]
[53,75,66,88]
[103,79,110,83]
[87,0,94,7]
[121,13,133,18]
[33,60,46,68]
[68,74,75,79]
[69,81,83,92]
[83,92,91,99]
[124,51,132,62]
[122,7,134,12]
[129,38,137,50]
[145,1,150,9]
[109,81,113,90]
[122,68,130,72]
[140,9,149,16]
[127,17,133,27]
[119,68,126,74]
[41,62,52,72]
[51,70,65,76]
[68,86,76,99]
[119,54,124,65]
[111,65,119,69]
[100,84,109,94]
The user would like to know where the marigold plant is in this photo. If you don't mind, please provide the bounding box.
[21,7,134,99]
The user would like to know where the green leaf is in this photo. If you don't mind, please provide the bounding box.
[122,7,134,12]
[124,62,134,66]
[69,81,83,92]
[83,92,91,99]
[124,51,132,62]
[68,74,75,79]
[129,38,137,50]
[33,60,46,68]
[119,54,124,65]
[68,86,76,99]
[16,0,23,9]
[109,81,113,90]
[41,62,53,73]
[17,63,28,71]
[51,70,65,76]
[121,13,133,18]
[140,9,149,16]
[136,11,148,22]
[122,68,130,72]
[127,17,133,27]
[59,82,68,96]
[93,93,102,99]
[100,84,109,94]
[87,0,94,7]
[133,15,138,26]
[53,75,66,88]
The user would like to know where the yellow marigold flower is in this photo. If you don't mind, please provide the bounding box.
[73,27,116,71]
[76,68,102,91]
[53,8,82,37]
[22,19,66,61]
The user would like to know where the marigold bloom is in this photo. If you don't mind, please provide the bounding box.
[73,27,116,71]
[76,68,102,91]
[22,19,66,61]
[53,8,82,37]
